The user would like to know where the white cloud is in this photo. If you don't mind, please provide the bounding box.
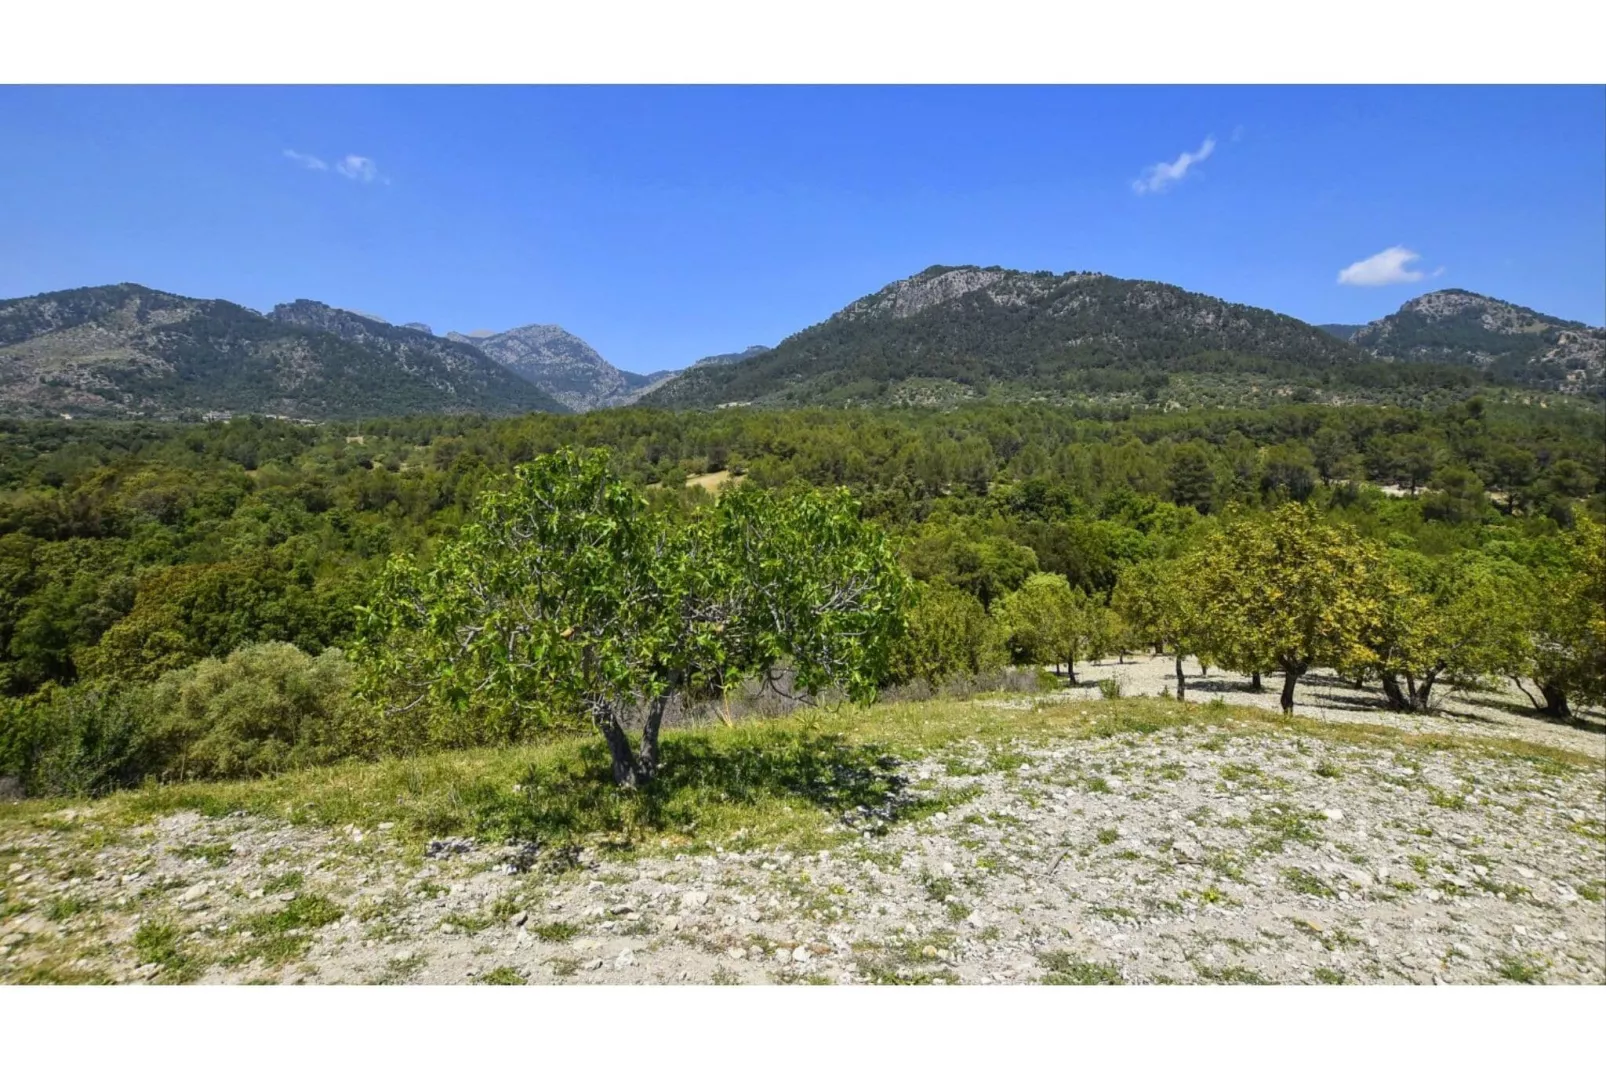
[1336,246,1431,286]
[282,148,327,171]
[335,155,381,183]
[1132,136,1216,195]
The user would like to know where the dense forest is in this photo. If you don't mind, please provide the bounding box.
[1,394,1602,795]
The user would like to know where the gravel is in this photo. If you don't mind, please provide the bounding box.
[2,670,1601,986]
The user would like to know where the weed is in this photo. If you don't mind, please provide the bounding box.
[45,896,92,921]
[532,921,579,942]
[176,843,233,867]
[1096,827,1120,846]
[478,966,525,985]
[1282,868,1337,898]
[1312,967,1346,984]
[1494,954,1545,984]
[133,920,202,983]
[1196,963,1271,984]
[263,871,305,894]
[1038,951,1122,985]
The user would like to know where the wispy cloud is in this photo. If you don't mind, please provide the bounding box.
[284,149,387,184]
[282,148,327,171]
[335,155,381,183]
[1132,136,1216,195]
[1337,246,1435,286]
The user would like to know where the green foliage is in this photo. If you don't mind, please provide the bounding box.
[994,573,1104,680]
[0,392,1600,794]
[0,684,148,797]
[141,642,359,781]
[1189,505,1385,710]
[887,582,1005,688]
[354,446,908,785]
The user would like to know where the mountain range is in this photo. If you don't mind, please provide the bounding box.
[445,325,677,411]
[1320,290,1605,395]
[2,273,1598,422]
[646,267,1604,408]
[0,285,565,420]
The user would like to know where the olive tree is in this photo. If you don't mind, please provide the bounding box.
[1515,514,1606,717]
[354,447,908,787]
[1195,505,1383,713]
[1367,551,1529,712]
[1112,557,1203,700]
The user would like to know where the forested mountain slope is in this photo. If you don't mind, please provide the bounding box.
[645,266,1424,409]
[1343,290,1605,395]
[0,285,567,419]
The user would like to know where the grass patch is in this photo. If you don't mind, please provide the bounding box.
[233,893,344,966]
[1096,827,1120,846]
[175,842,234,866]
[263,871,305,894]
[1196,963,1272,985]
[1494,953,1546,984]
[1281,868,1337,898]
[133,920,202,983]
[1038,951,1123,985]
[478,966,525,985]
[532,921,580,942]
[45,896,92,921]
[1312,967,1346,985]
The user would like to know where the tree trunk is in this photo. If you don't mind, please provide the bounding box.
[593,706,641,789]
[1174,653,1186,702]
[1250,670,1262,691]
[1512,677,1545,710]
[1199,662,1208,678]
[1066,657,1078,684]
[1279,663,1304,714]
[1381,672,1409,711]
[1538,680,1572,719]
[1413,667,1442,712]
[637,693,672,783]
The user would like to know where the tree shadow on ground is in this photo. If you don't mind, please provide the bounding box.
[1458,693,1606,735]
[458,729,915,854]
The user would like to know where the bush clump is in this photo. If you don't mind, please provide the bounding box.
[0,641,360,796]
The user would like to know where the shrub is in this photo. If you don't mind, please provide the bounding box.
[0,683,150,797]
[1097,676,1124,700]
[887,581,1005,688]
[142,642,359,781]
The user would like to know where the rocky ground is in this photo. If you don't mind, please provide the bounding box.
[5,685,1603,986]
[1072,657,1605,758]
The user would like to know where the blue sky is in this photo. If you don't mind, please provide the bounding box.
[2,86,1601,373]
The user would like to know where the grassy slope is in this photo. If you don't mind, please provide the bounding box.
[2,695,1593,860]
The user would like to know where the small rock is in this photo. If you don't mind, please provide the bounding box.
[377,822,395,831]
[583,958,604,971]
[663,915,682,931]
[792,946,812,963]
[1321,809,1344,822]
[609,903,635,916]
[425,838,475,859]
[614,950,636,969]
[509,911,528,928]
[728,947,746,960]
[680,890,709,910]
